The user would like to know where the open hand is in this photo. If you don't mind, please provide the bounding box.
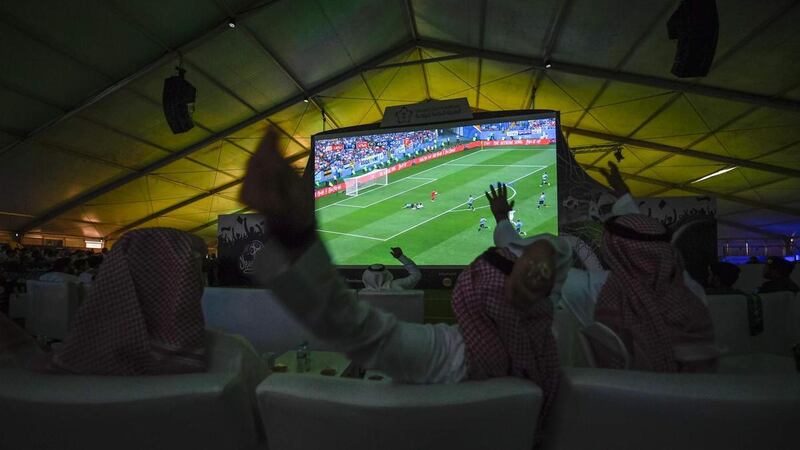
[240,129,316,249]
[598,161,630,197]
[485,183,515,223]
[390,247,403,259]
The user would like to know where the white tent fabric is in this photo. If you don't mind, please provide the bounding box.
[0,0,798,245]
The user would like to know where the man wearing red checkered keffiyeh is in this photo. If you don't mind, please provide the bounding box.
[452,240,567,442]
[49,228,208,375]
[595,214,714,372]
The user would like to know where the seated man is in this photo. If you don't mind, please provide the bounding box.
[39,258,79,283]
[759,257,799,294]
[492,163,714,372]
[362,247,421,291]
[44,228,210,375]
[706,262,744,295]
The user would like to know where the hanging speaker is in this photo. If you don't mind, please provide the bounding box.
[162,67,197,134]
[667,0,719,78]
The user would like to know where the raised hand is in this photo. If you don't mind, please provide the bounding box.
[390,247,403,259]
[240,129,316,250]
[598,161,630,197]
[485,182,515,224]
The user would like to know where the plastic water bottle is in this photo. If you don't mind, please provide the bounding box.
[296,341,309,373]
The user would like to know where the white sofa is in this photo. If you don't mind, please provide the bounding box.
[707,294,753,355]
[0,330,264,450]
[542,367,800,450]
[708,292,798,357]
[25,280,84,340]
[257,375,543,450]
[553,306,588,367]
[751,292,797,355]
[357,289,425,323]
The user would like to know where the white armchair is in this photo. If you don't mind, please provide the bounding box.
[357,289,425,323]
[25,280,83,340]
[257,375,543,450]
[0,330,264,450]
[202,287,334,354]
[578,321,630,369]
[542,367,800,450]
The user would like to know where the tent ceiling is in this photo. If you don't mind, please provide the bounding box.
[1,0,798,244]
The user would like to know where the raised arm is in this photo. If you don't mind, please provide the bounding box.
[240,130,465,383]
[241,130,399,363]
[389,247,421,290]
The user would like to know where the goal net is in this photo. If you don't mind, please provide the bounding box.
[345,168,388,197]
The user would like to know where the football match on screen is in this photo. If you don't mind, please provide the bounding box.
[313,116,559,266]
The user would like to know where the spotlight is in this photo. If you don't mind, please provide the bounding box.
[613,148,624,162]
[303,97,310,103]
[544,61,552,69]
[667,0,718,78]
[162,66,197,134]
[227,18,236,28]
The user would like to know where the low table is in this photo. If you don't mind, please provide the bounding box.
[273,350,353,377]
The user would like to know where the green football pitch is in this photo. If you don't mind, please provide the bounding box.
[315,145,558,266]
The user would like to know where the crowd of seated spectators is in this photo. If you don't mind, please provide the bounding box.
[478,117,557,133]
[314,130,437,181]
[0,245,106,312]
[705,257,797,295]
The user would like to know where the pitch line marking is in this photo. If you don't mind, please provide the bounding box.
[382,201,469,242]
[325,178,438,210]
[356,178,438,208]
[383,167,546,241]
[315,150,486,212]
[444,164,547,168]
[317,229,385,241]
[315,182,391,211]
[333,204,366,209]
[316,155,548,242]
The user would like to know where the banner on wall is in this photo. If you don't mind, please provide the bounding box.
[217,213,266,286]
[636,196,717,227]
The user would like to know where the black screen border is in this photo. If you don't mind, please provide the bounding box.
[307,108,561,283]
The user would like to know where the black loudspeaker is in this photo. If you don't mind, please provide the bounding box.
[162,67,197,134]
[667,0,719,78]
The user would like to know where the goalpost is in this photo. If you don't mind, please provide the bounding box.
[345,168,388,197]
